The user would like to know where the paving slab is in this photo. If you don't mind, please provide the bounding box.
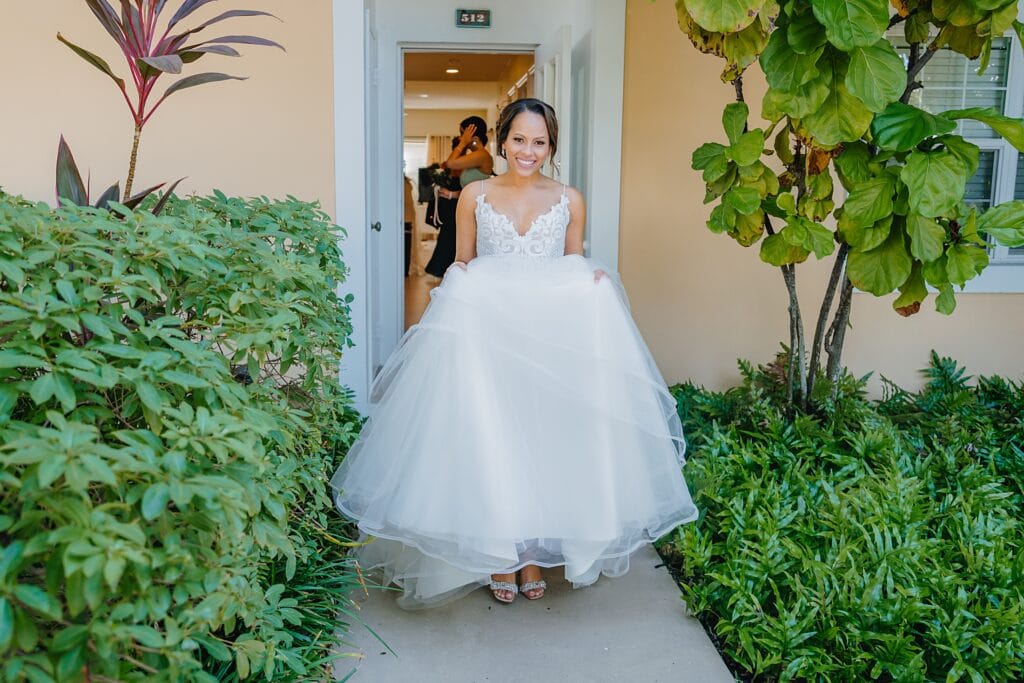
[334,544,734,682]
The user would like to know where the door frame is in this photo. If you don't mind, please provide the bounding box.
[336,0,627,409]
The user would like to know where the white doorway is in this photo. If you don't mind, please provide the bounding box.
[402,51,534,329]
[336,0,627,410]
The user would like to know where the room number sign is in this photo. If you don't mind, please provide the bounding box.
[456,9,491,28]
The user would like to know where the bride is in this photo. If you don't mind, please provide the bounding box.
[331,98,698,608]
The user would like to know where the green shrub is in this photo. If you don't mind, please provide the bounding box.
[0,191,362,682]
[665,356,1024,682]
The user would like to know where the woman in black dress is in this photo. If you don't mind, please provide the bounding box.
[423,144,462,278]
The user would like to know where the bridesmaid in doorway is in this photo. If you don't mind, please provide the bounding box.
[425,116,493,277]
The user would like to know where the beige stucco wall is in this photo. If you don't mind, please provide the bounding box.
[0,1,334,215]
[620,0,1024,391]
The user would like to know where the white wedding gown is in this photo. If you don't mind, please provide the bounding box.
[331,184,698,609]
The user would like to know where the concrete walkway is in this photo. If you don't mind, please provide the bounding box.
[334,544,734,682]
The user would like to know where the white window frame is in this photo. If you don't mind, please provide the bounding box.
[959,15,1024,292]
[890,19,1024,292]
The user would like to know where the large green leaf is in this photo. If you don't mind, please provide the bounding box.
[893,262,927,316]
[842,176,896,227]
[840,213,893,251]
[847,223,912,295]
[781,216,835,258]
[871,102,957,152]
[0,597,12,652]
[721,20,772,81]
[801,53,873,146]
[939,135,980,177]
[13,585,61,621]
[765,73,831,119]
[931,0,985,24]
[722,103,748,144]
[141,483,170,521]
[845,40,906,113]
[727,130,765,165]
[906,213,946,261]
[977,200,1024,247]
[732,209,765,246]
[936,284,957,314]
[723,185,762,214]
[760,232,810,265]
[683,0,766,33]
[900,150,967,218]
[692,142,727,171]
[786,9,827,54]
[939,107,1024,152]
[834,141,872,189]
[811,0,890,50]
[708,203,736,233]
[760,27,822,91]
[945,243,988,286]
[932,0,987,24]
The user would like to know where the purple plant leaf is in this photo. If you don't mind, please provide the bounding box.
[83,0,126,48]
[138,55,184,75]
[56,33,127,91]
[56,136,89,207]
[94,182,121,209]
[161,71,246,99]
[168,0,220,29]
[153,0,170,19]
[123,181,166,210]
[151,177,186,215]
[183,35,285,52]
[179,44,241,64]
[185,9,280,35]
[119,0,145,54]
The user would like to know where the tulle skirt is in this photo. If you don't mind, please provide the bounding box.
[331,254,698,609]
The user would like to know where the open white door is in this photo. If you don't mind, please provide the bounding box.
[534,26,572,183]
[364,8,383,381]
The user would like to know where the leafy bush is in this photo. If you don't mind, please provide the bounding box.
[0,191,362,682]
[665,355,1024,681]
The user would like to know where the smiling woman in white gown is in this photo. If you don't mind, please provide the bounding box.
[331,98,698,609]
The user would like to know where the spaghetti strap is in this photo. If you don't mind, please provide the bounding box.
[561,182,566,198]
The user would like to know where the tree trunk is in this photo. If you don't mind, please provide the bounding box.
[125,123,143,199]
[781,264,807,406]
[807,243,849,399]
[825,277,854,398]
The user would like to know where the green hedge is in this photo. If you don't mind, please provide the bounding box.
[0,191,362,682]
[666,356,1024,682]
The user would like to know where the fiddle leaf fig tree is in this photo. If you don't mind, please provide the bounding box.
[678,0,1024,407]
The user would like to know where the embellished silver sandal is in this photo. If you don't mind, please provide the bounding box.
[489,580,518,604]
[519,579,547,600]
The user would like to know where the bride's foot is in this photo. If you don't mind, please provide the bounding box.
[518,565,546,600]
[489,572,517,604]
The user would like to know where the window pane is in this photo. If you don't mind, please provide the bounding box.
[898,38,1011,138]
[965,150,996,209]
[1016,153,1024,200]
[1012,154,1024,257]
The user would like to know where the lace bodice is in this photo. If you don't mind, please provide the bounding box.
[475,191,569,259]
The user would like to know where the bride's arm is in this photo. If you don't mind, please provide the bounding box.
[563,188,606,282]
[450,181,481,271]
[563,186,586,255]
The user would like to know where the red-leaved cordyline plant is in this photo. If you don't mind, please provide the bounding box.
[58,0,283,196]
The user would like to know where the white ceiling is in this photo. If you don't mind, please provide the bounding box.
[404,80,499,110]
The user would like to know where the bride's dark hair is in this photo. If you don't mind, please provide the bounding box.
[495,98,558,159]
